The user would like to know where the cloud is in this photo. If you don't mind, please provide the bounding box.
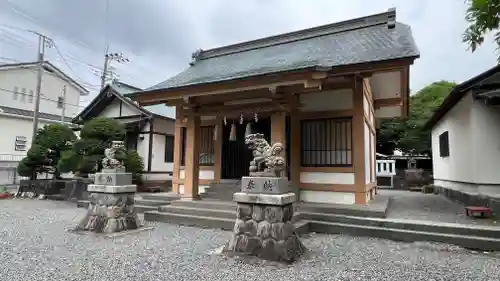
[0,0,498,107]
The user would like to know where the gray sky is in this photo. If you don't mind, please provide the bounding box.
[0,0,498,118]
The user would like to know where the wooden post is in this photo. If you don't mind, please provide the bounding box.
[353,76,367,204]
[290,108,301,200]
[183,114,201,199]
[213,116,222,183]
[172,107,183,194]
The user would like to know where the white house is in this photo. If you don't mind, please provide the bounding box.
[426,65,500,210]
[74,81,176,181]
[0,61,88,168]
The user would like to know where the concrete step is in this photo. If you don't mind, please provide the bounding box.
[298,200,388,218]
[145,210,311,235]
[135,205,159,213]
[171,200,237,211]
[308,220,500,251]
[141,193,181,202]
[135,199,171,206]
[302,212,500,239]
[144,211,235,230]
[76,200,89,208]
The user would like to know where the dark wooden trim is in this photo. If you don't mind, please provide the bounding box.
[434,178,500,186]
[115,114,145,120]
[119,100,123,116]
[143,171,173,175]
[139,131,174,136]
[147,120,154,172]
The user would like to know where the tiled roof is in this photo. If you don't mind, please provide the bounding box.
[147,9,419,92]
[0,105,72,122]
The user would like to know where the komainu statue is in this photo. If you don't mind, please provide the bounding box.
[102,141,127,170]
[245,133,286,177]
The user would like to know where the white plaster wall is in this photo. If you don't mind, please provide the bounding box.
[99,99,140,118]
[0,67,85,117]
[470,98,500,184]
[149,118,175,173]
[136,122,150,172]
[0,114,73,158]
[299,190,355,204]
[431,92,473,183]
[179,169,215,180]
[300,172,354,185]
[178,184,208,195]
[299,89,353,112]
[364,122,370,184]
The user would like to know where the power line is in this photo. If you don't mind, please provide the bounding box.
[0,86,85,108]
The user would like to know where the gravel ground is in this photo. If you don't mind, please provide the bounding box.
[1,199,500,281]
[383,190,500,226]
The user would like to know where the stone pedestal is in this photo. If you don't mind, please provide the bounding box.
[223,177,306,263]
[76,170,140,233]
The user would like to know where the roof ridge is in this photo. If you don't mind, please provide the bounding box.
[195,8,396,61]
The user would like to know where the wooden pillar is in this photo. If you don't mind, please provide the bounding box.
[271,111,287,177]
[213,116,222,183]
[290,108,301,199]
[183,114,201,200]
[352,76,367,204]
[172,107,183,194]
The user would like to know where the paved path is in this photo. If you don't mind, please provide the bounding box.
[383,189,500,226]
[1,199,499,281]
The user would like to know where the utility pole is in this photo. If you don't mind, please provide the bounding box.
[31,34,46,144]
[100,52,129,89]
[60,85,67,122]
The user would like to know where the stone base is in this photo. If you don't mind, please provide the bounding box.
[223,202,306,263]
[76,192,140,233]
[87,184,136,193]
[241,176,291,194]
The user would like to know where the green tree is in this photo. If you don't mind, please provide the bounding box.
[377,81,457,156]
[124,150,145,184]
[463,0,500,61]
[58,117,126,176]
[17,124,76,179]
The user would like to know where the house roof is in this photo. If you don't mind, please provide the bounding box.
[0,61,89,95]
[74,81,174,122]
[0,105,72,122]
[144,8,419,93]
[424,64,500,130]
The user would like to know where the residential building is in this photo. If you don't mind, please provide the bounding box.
[425,65,500,211]
[128,8,419,204]
[0,61,88,167]
[74,81,176,181]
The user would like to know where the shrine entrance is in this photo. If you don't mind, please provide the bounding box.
[221,117,271,179]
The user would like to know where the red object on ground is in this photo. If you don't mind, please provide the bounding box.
[0,193,10,199]
[465,206,492,218]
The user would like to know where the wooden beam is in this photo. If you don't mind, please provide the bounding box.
[373,97,402,109]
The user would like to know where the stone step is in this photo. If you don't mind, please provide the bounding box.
[302,212,500,239]
[144,211,235,230]
[158,205,235,219]
[308,220,500,251]
[134,199,171,206]
[171,200,237,211]
[141,193,181,202]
